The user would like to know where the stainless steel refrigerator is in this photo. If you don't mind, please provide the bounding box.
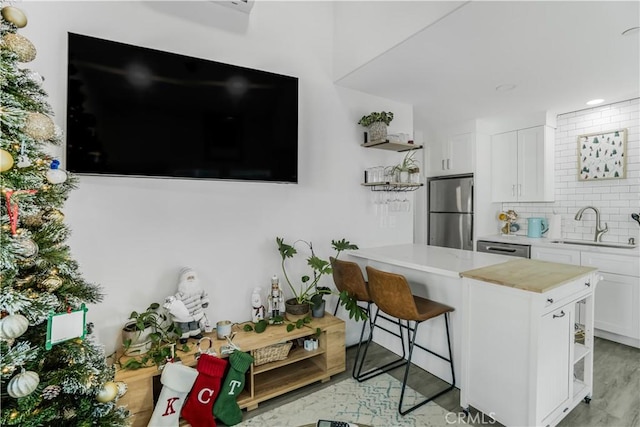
[428,174,474,251]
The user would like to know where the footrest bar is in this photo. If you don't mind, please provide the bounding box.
[355,359,408,383]
[399,384,456,416]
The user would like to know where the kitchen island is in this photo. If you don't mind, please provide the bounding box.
[348,243,599,425]
[347,244,513,384]
[460,259,597,427]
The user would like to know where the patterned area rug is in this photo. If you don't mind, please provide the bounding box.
[237,373,451,426]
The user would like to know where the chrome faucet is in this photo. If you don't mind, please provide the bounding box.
[575,206,608,242]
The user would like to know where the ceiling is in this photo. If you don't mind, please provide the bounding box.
[336,1,640,129]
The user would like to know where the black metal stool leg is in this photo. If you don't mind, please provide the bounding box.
[354,309,409,382]
[398,313,456,416]
[351,302,373,379]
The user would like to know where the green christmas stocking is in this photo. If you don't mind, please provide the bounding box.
[213,351,254,426]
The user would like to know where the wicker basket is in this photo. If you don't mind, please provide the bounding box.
[253,341,293,366]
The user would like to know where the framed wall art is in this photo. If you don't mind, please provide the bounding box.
[578,128,627,180]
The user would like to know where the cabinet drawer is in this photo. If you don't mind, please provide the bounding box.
[543,274,595,312]
[581,252,639,276]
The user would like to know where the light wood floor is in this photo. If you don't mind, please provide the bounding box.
[239,336,639,427]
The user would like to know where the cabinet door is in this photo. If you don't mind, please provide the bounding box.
[531,246,581,265]
[518,126,547,201]
[448,133,474,175]
[594,272,639,339]
[490,131,518,201]
[427,138,448,176]
[537,305,572,422]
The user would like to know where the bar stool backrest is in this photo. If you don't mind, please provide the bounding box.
[330,257,371,302]
[366,266,420,321]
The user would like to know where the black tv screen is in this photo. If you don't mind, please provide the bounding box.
[66,33,298,183]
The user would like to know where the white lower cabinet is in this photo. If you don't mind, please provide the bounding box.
[531,246,580,265]
[531,246,640,347]
[581,251,639,342]
[537,306,572,421]
[593,272,638,339]
[461,272,596,427]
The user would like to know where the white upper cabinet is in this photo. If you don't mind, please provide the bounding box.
[427,132,474,177]
[490,125,554,202]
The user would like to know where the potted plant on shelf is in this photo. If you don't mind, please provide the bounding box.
[276,237,368,322]
[358,111,394,143]
[119,303,187,370]
[392,150,419,183]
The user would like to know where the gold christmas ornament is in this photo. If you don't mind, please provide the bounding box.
[44,209,64,222]
[7,369,40,398]
[96,381,119,403]
[2,33,36,62]
[41,275,63,292]
[15,275,35,288]
[0,314,29,340]
[1,6,28,28]
[0,148,14,172]
[22,212,44,227]
[25,112,55,140]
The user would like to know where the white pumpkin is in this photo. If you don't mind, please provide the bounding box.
[7,370,39,398]
[0,314,29,340]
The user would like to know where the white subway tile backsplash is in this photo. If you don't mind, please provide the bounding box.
[503,98,640,245]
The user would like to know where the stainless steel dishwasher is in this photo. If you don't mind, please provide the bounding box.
[476,240,531,258]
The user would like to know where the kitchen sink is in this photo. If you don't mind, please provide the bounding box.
[550,240,637,249]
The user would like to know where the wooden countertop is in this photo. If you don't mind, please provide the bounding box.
[460,259,596,293]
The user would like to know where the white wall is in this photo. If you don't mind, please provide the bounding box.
[21,1,415,352]
[503,98,640,244]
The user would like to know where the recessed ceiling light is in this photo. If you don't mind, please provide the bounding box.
[586,99,604,106]
[496,84,517,92]
[622,27,640,36]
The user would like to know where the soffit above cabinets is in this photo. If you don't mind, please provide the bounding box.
[335,1,640,128]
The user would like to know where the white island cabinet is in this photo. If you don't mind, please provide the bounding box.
[460,259,598,427]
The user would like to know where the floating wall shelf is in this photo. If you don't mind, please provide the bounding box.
[361,140,423,152]
[361,182,423,192]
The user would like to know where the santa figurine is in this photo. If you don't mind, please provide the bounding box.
[168,267,210,343]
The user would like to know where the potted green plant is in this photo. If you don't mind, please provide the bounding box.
[276,237,367,322]
[392,150,419,183]
[119,303,187,370]
[358,111,394,142]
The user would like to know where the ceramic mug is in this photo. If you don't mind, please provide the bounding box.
[216,320,232,340]
[527,217,549,238]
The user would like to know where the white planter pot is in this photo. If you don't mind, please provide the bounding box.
[121,321,154,356]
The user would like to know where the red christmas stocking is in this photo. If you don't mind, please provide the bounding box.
[181,353,228,427]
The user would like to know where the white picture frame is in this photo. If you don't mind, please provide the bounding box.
[578,128,627,180]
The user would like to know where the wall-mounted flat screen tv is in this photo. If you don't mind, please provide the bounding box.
[66,33,298,183]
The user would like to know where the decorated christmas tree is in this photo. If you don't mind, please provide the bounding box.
[0,4,129,426]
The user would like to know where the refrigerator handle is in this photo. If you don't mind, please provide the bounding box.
[469,179,474,248]
[470,215,474,247]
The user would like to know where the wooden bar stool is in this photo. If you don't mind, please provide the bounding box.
[330,257,407,380]
[362,265,456,416]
